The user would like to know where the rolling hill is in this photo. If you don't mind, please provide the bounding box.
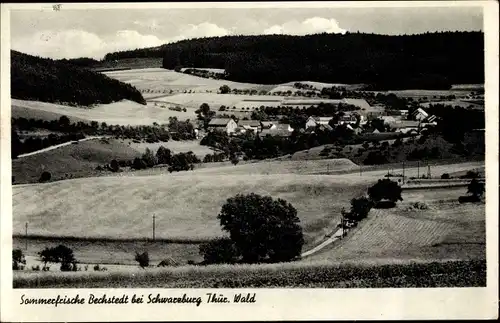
[12,138,140,184]
[104,31,484,89]
[11,50,146,106]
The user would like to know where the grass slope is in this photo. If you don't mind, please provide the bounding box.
[12,173,369,246]
[11,99,190,126]
[308,198,485,263]
[12,138,140,184]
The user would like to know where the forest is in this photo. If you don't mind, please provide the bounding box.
[103,31,484,89]
[11,51,146,106]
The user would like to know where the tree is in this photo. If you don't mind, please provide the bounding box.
[142,148,157,168]
[13,249,26,270]
[217,193,304,263]
[58,115,71,129]
[132,157,147,170]
[135,251,149,268]
[199,237,240,264]
[467,178,485,198]
[38,245,76,271]
[348,196,374,221]
[109,159,120,172]
[219,85,231,94]
[156,146,172,165]
[39,171,52,183]
[368,179,403,207]
[230,156,239,166]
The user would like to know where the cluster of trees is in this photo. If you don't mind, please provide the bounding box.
[39,245,78,272]
[203,152,227,163]
[425,104,485,143]
[100,32,483,89]
[200,193,304,264]
[11,51,146,106]
[167,117,197,140]
[12,116,171,143]
[108,146,201,173]
[11,128,85,158]
[182,68,225,80]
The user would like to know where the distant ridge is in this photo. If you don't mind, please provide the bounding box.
[11,50,146,106]
[101,31,484,89]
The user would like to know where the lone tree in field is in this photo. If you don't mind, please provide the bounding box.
[368,179,403,208]
[467,178,485,199]
[217,193,304,263]
[12,249,26,270]
[219,85,231,94]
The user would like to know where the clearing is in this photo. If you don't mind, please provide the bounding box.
[122,139,215,157]
[11,99,192,126]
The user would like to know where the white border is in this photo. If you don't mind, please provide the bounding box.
[1,2,498,321]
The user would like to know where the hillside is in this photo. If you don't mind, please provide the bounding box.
[11,51,146,106]
[103,32,484,89]
[12,138,140,184]
[12,173,370,246]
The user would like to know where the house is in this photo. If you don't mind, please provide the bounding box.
[337,114,358,125]
[237,120,262,133]
[259,123,294,138]
[378,116,397,124]
[207,118,238,135]
[260,121,276,130]
[389,121,421,134]
[306,123,333,134]
[412,108,429,121]
[400,110,409,117]
[305,116,333,129]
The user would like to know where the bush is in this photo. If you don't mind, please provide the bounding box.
[347,196,374,221]
[461,170,479,179]
[467,178,485,198]
[199,238,240,265]
[135,251,149,268]
[39,171,51,183]
[39,245,76,269]
[368,179,403,206]
[441,173,451,179]
[109,159,120,172]
[31,265,41,271]
[217,193,304,263]
[364,151,389,165]
[13,249,26,270]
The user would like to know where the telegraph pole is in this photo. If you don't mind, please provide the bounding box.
[25,222,28,251]
[417,161,420,179]
[427,164,431,179]
[402,162,405,184]
[152,215,156,241]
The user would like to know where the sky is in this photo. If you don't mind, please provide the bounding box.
[9,5,483,60]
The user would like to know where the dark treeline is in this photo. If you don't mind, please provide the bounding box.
[11,129,85,158]
[104,31,483,89]
[11,51,146,106]
[57,57,101,68]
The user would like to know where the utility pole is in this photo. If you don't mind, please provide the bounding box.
[152,215,156,241]
[402,162,405,184]
[427,164,431,179]
[327,164,329,174]
[25,222,28,251]
[417,161,420,179]
[360,165,362,177]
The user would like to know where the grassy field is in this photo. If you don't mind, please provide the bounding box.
[11,104,88,123]
[308,197,485,263]
[11,99,191,126]
[13,258,485,288]
[12,173,369,246]
[103,68,275,94]
[12,138,140,184]
[13,237,202,266]
[122,139,216,157]
[152,93,287,109]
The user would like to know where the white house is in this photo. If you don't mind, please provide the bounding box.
[237,120,262,133]
[305,116,333,129]
[207,118,238,135]
[390,121,421,134]
[412,108,429,121]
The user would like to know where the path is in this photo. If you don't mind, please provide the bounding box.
[17,136,106,158]
[301,227,344,257]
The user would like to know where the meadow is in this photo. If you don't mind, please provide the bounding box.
[122,139,215,157]
[11,99,189,126]
[13,258,485,288]
[12,138,140,184]
[12,173,370,247]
